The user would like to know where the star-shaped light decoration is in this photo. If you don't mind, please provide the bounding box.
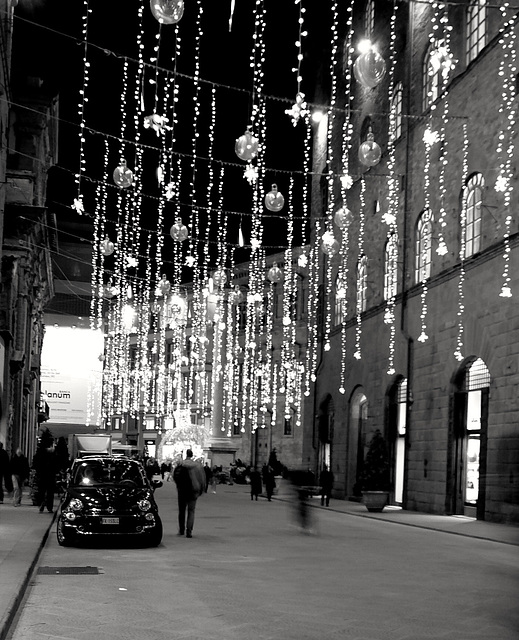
[436,240,448,256]
[381,212,397,226]
[184,255,196,267]
[244,162,258,185]
[297,252,308,268]
[499,286,512,298]
[251,237,262,251]
[417,331,428,343]
[72,198,85,215]
[165,182,175,200]
[126,256,138,268]
[143,113,169,136]
[285,92,309,127]
[340,174,354,190]
[423,128,440,147]
[495,174,509,193]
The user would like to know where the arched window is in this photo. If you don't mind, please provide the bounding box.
[390,82,403,141]
[466,0,487,65]
[463,173,484,258]
[334,272,347,325]
[356,255,368,313]
[384,233,398,300]
[415,209,433,283]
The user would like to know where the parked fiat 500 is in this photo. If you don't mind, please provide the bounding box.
[56,456,163,547]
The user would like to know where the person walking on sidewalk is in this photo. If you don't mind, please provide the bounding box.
[319,464,334,507]
[33,444,58,513]
[249,466,262,501]
[11,448,30,506]
[173,449,205,538]
[262,464,276,501]
[0,442,13,503]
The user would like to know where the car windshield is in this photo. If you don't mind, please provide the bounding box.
[72,460,146,487]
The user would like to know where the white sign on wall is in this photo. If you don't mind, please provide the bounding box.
[41,326,104,426]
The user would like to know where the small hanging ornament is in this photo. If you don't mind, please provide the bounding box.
[150,0,184,24]
[353,48,386,89]
[100,236,115,256]
[235,126,259,162]
[358,128,382,167]
[103,282,119,299]
[213,268,227,289]
[267,262,283,283]
[185,255,196,267]
[264,184,285,212]
[334,207,353,229]
[143,113,169,136]
[229,285,244,305]
[285,92,309,126]
[156,275,171,296]
[170,217,188,242]
[113,158,134,188]
[321,230,340,256]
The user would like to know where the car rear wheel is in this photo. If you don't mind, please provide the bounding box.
[56,517,74,547]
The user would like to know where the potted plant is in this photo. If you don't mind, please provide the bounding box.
[360,429,390,512]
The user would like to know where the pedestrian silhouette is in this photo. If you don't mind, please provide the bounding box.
[249,467,262,501]
[173,449,205,538]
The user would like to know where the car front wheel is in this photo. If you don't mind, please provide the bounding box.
[56,517,74,547]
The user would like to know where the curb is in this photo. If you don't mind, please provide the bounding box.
[0,512,56,640]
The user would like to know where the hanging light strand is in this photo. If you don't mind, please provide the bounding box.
[496,8,517,298]
[73,0,90,213]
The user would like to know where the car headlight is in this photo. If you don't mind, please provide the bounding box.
[69,498,83,512]
[138,499,151,512]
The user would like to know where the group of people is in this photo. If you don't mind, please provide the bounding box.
[171,450,335,538]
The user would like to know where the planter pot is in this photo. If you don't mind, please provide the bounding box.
[362,491,389,513]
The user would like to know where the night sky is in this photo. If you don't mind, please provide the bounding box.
[14,0,331,284]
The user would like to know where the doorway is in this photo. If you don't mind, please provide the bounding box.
[388,378,407,505]
[318,396,334,475]
[451,358,490,519]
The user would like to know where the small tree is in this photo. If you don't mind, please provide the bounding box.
[360,429,390,491]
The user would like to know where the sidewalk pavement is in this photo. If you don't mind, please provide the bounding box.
[1,486,518,640]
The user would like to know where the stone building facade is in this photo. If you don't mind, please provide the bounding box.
[304,0,518,523]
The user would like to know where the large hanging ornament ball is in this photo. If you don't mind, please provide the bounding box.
[334,207,353,229]
[103,284,119,299]
[100,236,115,256]
[113,158,134,188]
[235,127,259,162]
[170,217,188,242]
[264,184,285,212]
[321,231,340,257]
[353,50,387,89]
[267,262,283,283]
[212,269,227,288]
[150,0,184,24]
[358,131,382,167]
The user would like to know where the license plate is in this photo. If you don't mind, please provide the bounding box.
[101,517,119,525]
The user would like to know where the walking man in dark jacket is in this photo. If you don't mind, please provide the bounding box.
[173,450,206,538]
[0,442,13,503]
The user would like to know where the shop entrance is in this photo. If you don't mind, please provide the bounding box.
[388,378,407,505]
[450,358,490,519]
